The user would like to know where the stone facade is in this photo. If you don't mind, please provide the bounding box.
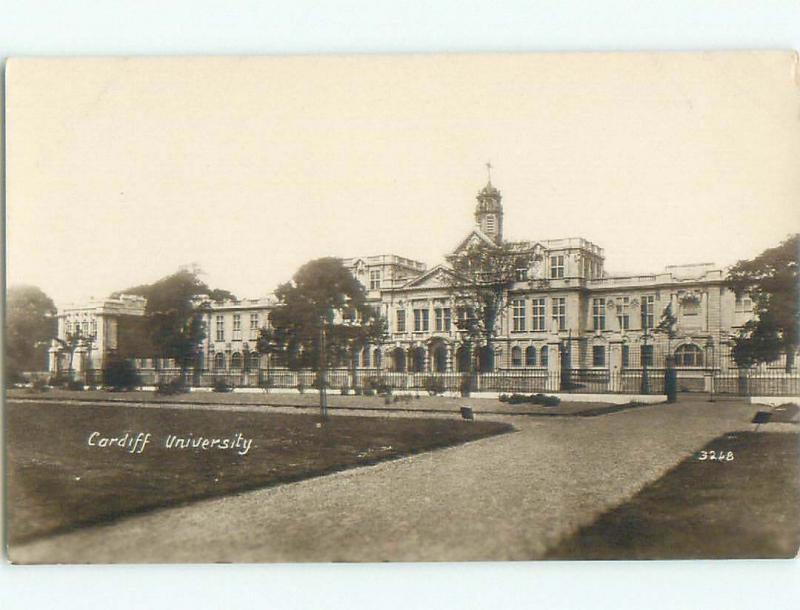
[50,178,774,379]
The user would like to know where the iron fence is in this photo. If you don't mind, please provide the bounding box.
[75,365,799,397]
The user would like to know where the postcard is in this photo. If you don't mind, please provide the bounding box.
[4,52,799,563]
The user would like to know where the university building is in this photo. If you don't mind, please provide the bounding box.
[49,176,768,387]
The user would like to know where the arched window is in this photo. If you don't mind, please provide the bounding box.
[433,346,447,373]
[230,352,242,369]
[456,346,471,373]
[409,347,426,373]
[214,352,225,370]
[392,347,406,373]
[249,352,260,371]
[373,348,382,369]
[675,344,703,367]
[540,346,548,366]
[525,346,537,366]
[362,347,371,368]
[511,346,522,367]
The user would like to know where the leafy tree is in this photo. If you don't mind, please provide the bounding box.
[255,326,287,388]
[269,257,387,374]
[654,303,679,362]
[6,285,57,381]
[446,241,527,372]
[117,268,236,382]
[726,234,798,371]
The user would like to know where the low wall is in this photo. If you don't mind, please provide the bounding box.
[748,396,800,407]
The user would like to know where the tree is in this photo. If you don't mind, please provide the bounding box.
[6,285,57,381]
[446,241,527,372]
[117,268,236,383]
[726,234,798,372]
[269,258,387,375]
[255,326,287,390]
[654,303,678,361]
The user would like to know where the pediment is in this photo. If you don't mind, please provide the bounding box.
[450,228,497,256]
[401,265,457,290]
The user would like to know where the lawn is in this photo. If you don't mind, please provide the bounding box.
[6,400,512,544]
[546,430,800,559]
[7,387,655,417]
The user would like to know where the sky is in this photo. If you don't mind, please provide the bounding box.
[6,52,800,307]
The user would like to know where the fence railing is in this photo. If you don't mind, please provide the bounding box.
[66,367,800,397]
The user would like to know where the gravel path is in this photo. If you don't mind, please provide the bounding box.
[9,400,760,563]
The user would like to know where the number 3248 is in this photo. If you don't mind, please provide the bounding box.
[698,450,734,461]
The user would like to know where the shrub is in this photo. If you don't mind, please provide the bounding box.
[423,376,446,396]
[531,393,546,405]
[353,386,363,395]
[103,358,141,391]
[543,395,561,407]
[29,379,50,393]
[498,393,509,403]
[212,379,232,393]
[364,376,392,396]
[48,374,71,387]
[156,379,188,395]
[364,388,376,396]
[340,384,350,395]
[66,379,85,391]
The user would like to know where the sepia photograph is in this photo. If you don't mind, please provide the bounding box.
[4,51,799,564]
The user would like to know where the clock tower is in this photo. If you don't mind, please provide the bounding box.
[474,163,503,243]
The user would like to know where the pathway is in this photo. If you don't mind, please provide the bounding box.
[9,400,760,563]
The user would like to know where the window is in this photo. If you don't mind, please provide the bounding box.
[232,314,242,341]
[622,344,629,368]
[249,313,260,339]
[592,298,606,330]
[681,300,700,316]
[592,345,606,367]
[550,255,565,279]
[618,313,630,330]
[735,293,753,312]
[434,308,450,332]
[531,298,546,331]
[485,215,496,233]
[511,346,522,367]
[641,296,655,329]
[215,315,225,341]
[396,310,406,333]
[525,346,537,366]
[249,352,260,371]
[641,344,654,367]
[515,266,528,282]
[214,352,225,370]
[413,308,430,332]
[230,352,242,369]
[433,307,451,332]
[369,269,381,290]
[512,299,526,332]
[82,321,89,336]
[362,347,371,368]
[540,346,549,366]
[552,297,566,331]
[90,318,97,337]
[373,348,382,369]
[675,344,704,367]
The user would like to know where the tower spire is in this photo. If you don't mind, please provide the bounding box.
[485,161,493,185]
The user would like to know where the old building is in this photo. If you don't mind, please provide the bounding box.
[50,175,775,385]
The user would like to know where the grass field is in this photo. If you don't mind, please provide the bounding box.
[7,387,655,417]
[546,430,800,559]
[6,400,512,544]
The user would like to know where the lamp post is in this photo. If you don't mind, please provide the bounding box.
[706,336,716,403]
[641,328,651,395]
[319,306,334,422]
